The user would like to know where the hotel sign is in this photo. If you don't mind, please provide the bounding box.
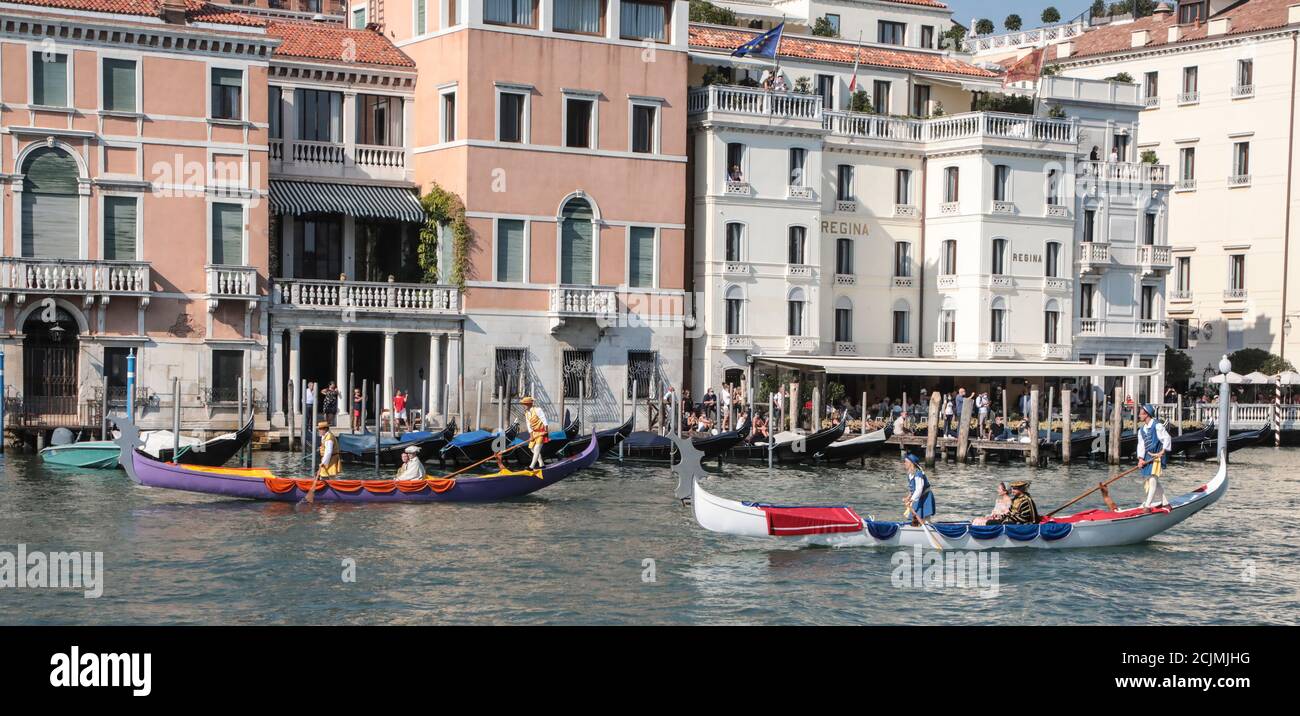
[1011,252,1042,264]
[821,219,870,238]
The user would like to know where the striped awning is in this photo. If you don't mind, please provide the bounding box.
[269,180,425,223]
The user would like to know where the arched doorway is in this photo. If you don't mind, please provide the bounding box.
[23,306,81,421]
[21,146,81,258]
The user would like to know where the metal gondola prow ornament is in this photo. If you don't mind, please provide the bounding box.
[114,415,143,484]
[670,433,705,505]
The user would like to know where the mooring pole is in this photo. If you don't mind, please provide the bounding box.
[956,394,972,463]
[375,382,381,478]
[310,383,319,473]
[0,352,4,455]
[173,377,181,461]
[1028,385,1040,466]
[475,380,482,431]
[101,379,109,441]
[1218,355,1232,462]
[1062,388,1073,464]
[126,349,136,421]
[924,390,941,467]
[1109,386,1123,465]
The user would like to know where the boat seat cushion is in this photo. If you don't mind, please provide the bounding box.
[747,504,864,536]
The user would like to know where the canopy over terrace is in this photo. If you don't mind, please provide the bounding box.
[753,356,1158,379]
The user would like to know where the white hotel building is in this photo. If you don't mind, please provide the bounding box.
[687,10,1172,402]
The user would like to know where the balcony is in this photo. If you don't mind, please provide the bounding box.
[273,277,461,315]
[938,202,960,215]
[1231,84,1255,99]
[787,185,815,200]
[891,342,916,357]
[1224,288,1248,302]
[1044,277,1071,292]
[932,342,956,357]
[823,109,1077,147]
[936,275,958,290]
[1177,91,1200,105]
[1079,242,1110,273]
[834,273,856,286]
[991,200,1016,215]
[834,341,857,356]
[1228,174,1252,188]
[990,275,1013,289]
[1045,204,1070,219]
[786,264,815,280]
[1176,178,1197,192]
[1144,96,1160,108]
[1136,319,1165,337]
[206,265,258,312]
[688,85,823,124]
[894,204,918,218]
[1080,161,1170,186]
[549,286,617,318]
[1170,288,1192,302]
[1078,318,1104,335]
[892,276,915,289]
[724,180,751,196]
[835,199,858,213]
[0,258,150,303]
[722,334,752,351]
[1137,245,1173,274]
[786,335,818,352]
[984,342,1014,358]
[723,262,750,277]
[1041,344,1071,360]
[270,138,410,182]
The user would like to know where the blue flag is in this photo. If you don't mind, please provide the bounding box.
[731,22,784,59]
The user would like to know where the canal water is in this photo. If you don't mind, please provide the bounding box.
[1,445,1297,625]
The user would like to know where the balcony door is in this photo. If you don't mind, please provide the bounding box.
[21,146,80,258]
[357,219,420,283]
[293,214,344,279]
[22,307,80,420]
[560,197,595,285]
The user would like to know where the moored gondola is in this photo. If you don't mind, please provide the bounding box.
[727,415,848,464]
[440,423,520,465]
[337,422,457,466]
[557,414,635,458]
[621,420,749,461]
[814,426,888,463]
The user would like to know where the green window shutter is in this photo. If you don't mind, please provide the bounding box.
[628,227,654,288]
[21,147,80,258]
[103,196,138,261]
[496,219,525,282]
[211,203,244,266]
[32,52,68,107]
[560,201,593,285]
[102,59,137,112]
[211,68,243,120]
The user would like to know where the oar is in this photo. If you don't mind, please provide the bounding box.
[1043,463,1143,518]
[437,441,529,480]
[904,503,943,551]
[303,466,323,505]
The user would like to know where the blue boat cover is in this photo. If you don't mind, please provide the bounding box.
[1004,524,1040,541]
[446,429,495,448]
[866,520,900,540]
[932,522,970,539]
[1039,522,1073,541]
[969,524,1004,540]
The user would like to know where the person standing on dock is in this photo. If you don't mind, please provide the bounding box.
[1136,403,1171,509]
[316,421,342,477]
[521,396,549,469]
[901,454,935,526]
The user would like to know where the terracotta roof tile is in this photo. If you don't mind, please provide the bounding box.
[6,0,264,25]
[266,20,416,68]
[1049,0,1296,62]
[880,0,948,7]
[690,24,997,78]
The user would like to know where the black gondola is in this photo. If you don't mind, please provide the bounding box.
[157,418,255,467]
[1169,426,1212,455]
[728,415,848,463]
[337,422,457,466]
[621,420,750,461]
[507,414,580,467]
[1180,426,1268,460]
[440,423,520,465]
[558,414,635,459]
[814,426,887,463]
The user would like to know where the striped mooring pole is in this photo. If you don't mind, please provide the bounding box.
[1275,381,1282,448]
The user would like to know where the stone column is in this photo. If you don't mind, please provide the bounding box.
[383,331,396,426]
[336,330,349,427]
[447,331,462,420]
[288,328,302,410]
[269,328,284,426]
[429,332,443,421]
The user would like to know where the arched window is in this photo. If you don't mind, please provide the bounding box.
[788,226,806,264]
[938,296,957,342]
[1045,241,1061,278]
[787,287,805,337]
[1044,299,1061,344]
[725,285,744,335]
[725,222,744,262]
[990,296,1008,342]
[834,296,852,342]
[991,237,1009,275]
[21,146,80,258]
[941,239,957,275]
[892,299,910,344]
[560,197,594,285]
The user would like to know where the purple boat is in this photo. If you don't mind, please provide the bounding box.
[114,421,598,503]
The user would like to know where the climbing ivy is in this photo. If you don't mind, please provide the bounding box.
[418,183,472,292]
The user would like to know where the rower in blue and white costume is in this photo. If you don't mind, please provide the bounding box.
[1135,403,1171,508]
[901,453,936,526]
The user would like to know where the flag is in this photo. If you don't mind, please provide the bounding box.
[731,22,784,59]
[848,31,863,93]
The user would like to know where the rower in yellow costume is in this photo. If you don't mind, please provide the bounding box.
[521,396,549,470]
[316,421,342,477]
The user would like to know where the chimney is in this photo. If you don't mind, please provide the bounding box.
[1290,4,1300,25]
[1153,2,1173,16]
[160,0,187,24]
[1168,25,1182,43]
[1208,17,1232,35]
[1057,41,1074,58]
[1132,29,1150,47]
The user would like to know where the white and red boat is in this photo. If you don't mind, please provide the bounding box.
[671,435,1228,550]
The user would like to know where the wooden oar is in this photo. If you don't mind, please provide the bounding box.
[437,440,529,480]
[1043,463,1143,518]
[904,503,943,551]
[303,466,323,504]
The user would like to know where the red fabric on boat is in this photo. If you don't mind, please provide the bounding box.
[1045,505,1171,524]
[262,477,457,494]
[760,506,864,536]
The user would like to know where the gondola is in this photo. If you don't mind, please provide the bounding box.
[40,419,253,470]
[158,417,256,467]
[621,420,750,461]
[557,414,635,459]
[1169,425,1212,455]
[1045,429,1098,460]
[505,414,580,467]
[440,423,519,465]
[727,415,848,463]
[671,433,1228,549]
[337,422,457,466]
[1179,426,1268,460]
[814,426,888,463]
[115,422,597,504]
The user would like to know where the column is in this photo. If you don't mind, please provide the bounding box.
[269,328,284,425]
[429,333,444,421]
[447,332,462,420]
[336,330,349,427]
[288,328,302,409]
[383,331,396,424]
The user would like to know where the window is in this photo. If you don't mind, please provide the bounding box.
[1233,141,1250,178]
[351,6,366,28]
[1112,133,1130,162]
[1176,256,1191,292]
[631,103,657,153]
[20,147,80,259]
[356,94,403,146]
[103,196,138,261]
[212,202,244,266]
[990,298,1008,342]
[104,347,131,392]
[993,164,1010,202]
[787,290,805,336]
[940,239,957,275]
[872,80,891,114]
[837,164,854,201]
[211,68,243,121]
[629,226,655,288]
[726,142,745,181]
[1178,1,1205,24]
[560,197,594,285]
[816,74,835,110]
[441,90,457,142]
[269,87,282,139]
[878,20,906,45]
[943,167,959,202]
[621,0,669,41]
[1237,59,1254,88]
[415,0,427,33]
[565,96,595,148]
[1144,71,1158,100]
[1143,211,1157,245]
[991,238,1008,275]
[725,222,743,262]
[787,226,806,264]
[485,0,535,25]
[496,218,526,282]
[939,307,956,342]
[825,14,841,35]
[725,286,744,335]
[789,148,806,187]
[1080,282,1096,318]
[1182,66,1198,93]
[1229,254,1246,290]
[833,298,852,342]
[892,309,908,343]
[1174,319,1190,349]
[895,169,911,205]
[1141,285,1156,320]
[1227,318,1245,351]
[911,84,931,116]
[1083,208,1097,241]
[498,90,527,143]
[1045,242,1060,278]
[835,238,853,275]
[1044,305,1060,344]
[1179,147,1196,181]
[295,89,342,142]
[554,0,603,35]
[562,349,594,400]
[212,350,244,403]
[494,348,529,397]
[32,51,68,107]
[293,215,341,279]
[920,25,935,49]
[893,242,911,278]
[627,350,657,398]
[1046,169,1060,205]
[102,58,137,113]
